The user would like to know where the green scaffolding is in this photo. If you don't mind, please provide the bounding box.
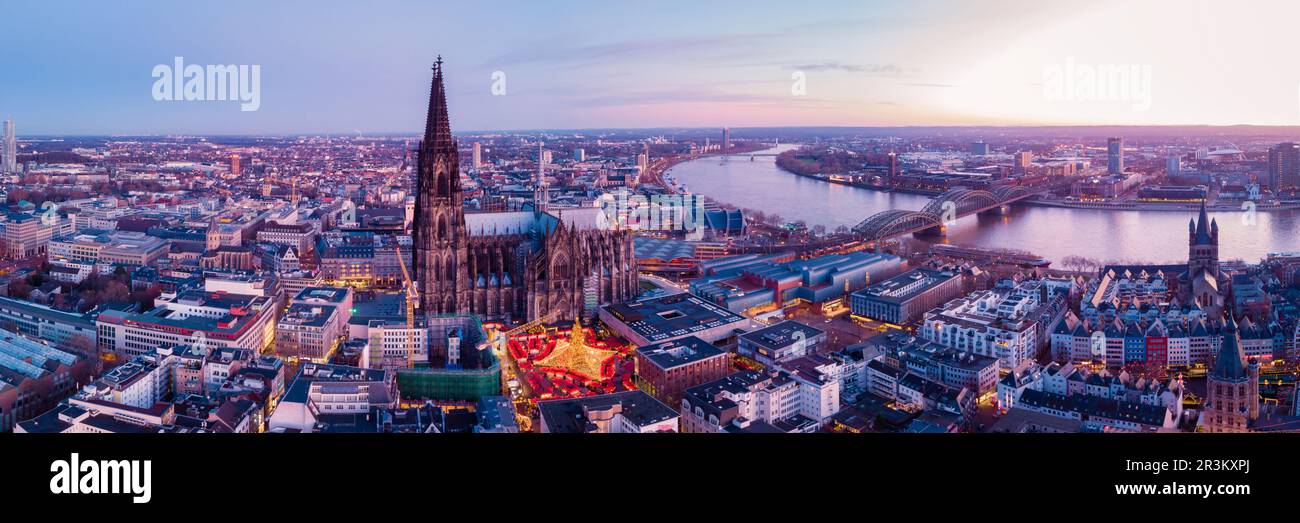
[396,348,501,402]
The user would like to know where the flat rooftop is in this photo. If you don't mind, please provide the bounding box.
[853,268,957,304]
[294,286,351,304]
[740,320,824,352]
[602,292,747,343]
[537,390,677,433]
[635,335,725,370]
[280,303,338,328]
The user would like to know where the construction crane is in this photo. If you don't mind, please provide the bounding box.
[393,241,419,368]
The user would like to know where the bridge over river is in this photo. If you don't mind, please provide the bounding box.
[852,185,1050,243]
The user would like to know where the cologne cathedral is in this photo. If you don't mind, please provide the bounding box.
[412,57,637,322]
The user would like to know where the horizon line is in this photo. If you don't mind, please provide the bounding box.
[22,122,1300,139]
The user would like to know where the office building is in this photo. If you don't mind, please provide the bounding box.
[919,280,1048,369]
[679,369,822,433]
[2,117,15,174]
[275,303,342,363]
[317,231,411,287]
[3,213,54,259]
[737,320,826,366]
[48,230,168,267]
[95,290,278,359]
[600,292,750,346]
[633,335,732,407]
[1107,137,1123,174]
[256,221,317,256]
[0,295,97,349]
[0,332,96,431]
[268,363,397,432]
[691,251,902,314]
[850,269,963,325]
[536,389,678,433]
[1268,142,1300,193]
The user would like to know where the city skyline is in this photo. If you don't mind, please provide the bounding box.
[6,2,1299,509]
[7,0,1300,134]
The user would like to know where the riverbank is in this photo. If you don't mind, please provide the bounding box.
[776,164,1300,212]
[1024,198,1300,212]
[668,143,1299,264]
[779,168,944,197]
[654,144,776,194]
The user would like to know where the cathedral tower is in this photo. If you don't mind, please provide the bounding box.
[414,56,469,315]
[1187,201,1219,277]
[1203,313,1260,432]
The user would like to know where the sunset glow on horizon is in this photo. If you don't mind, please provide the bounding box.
[3,0,1300,134]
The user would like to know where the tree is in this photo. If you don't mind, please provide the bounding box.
[7,280,32,299]
[102,281,130,305]
[1060,255,1100,274]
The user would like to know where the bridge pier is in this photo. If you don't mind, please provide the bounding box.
[916,224,946,237]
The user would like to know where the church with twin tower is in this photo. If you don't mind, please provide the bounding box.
[412,57,637,322]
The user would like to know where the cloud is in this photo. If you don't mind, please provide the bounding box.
[789,62,909,75]
[483,18,879,71]
[484,33,777,69]
[577,89,840,108]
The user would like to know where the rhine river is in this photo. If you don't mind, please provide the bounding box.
[668,145,1300,264]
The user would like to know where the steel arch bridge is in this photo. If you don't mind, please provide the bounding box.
[852,186,1040,242]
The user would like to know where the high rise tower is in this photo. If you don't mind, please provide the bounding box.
[534,141,548,212]
[1268,142,1300,193]
[1107,137,1123,174]
[2,118,15,174]
[413,56,469,315]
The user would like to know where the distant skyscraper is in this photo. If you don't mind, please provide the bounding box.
[229,153,241,176]
[2,118,15,174]
[573,148,584,162]
[970,141,989,155]
[1268,142,1300,193]
[534,141,548,211]
[1107,137,1124,174]
[886,151,897,185]
[1165,154,1181,176]
[722,127,731,152]
[472,141,482,169]
[1014,151,1033,170]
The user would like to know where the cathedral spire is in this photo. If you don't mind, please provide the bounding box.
[423,55,455,154]
[1211,311,1246,381]
[1192,200,1212,245]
